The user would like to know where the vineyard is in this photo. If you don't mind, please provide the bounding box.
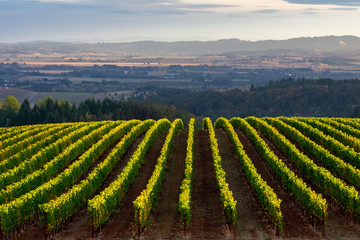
[1,117,360,239]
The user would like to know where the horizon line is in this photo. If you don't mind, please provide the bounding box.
[1,34,359,45]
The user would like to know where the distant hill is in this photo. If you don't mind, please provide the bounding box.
[136,79,360,119]
[1,36,360,56]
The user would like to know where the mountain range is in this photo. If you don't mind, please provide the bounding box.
[1,35,360,56]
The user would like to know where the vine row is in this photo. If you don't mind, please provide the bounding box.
[278,117,360,189]
[178,118,195,228]
[232,117,327,224]
[204,117,238,224]
[0,121,132,233]
[87,119,170,231]
[257,118,360,218]
[134,119,184,229]
[214,117,282,232]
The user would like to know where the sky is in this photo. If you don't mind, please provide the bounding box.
[0,0,360,43]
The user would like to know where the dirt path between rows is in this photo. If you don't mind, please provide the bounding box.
[94,132,167,239]
[53,132,151,240]
[215,129,270,240]
[257,128,360,239]
[188,130,231,239]
[234,129,320,239]
[13,126,127,240]
[144,130,188,239]
[278,122,360,192]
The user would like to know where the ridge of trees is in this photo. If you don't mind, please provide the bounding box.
[0,97,194,127]
[2,78,360,127]
[134,78,360,119]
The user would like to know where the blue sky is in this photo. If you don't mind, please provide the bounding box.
[0,0,359,43]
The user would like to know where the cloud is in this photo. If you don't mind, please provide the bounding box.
[37,0,80,2]
[285,0,360,6]
[109,9,139,15]
[329,7,358,10]
[0,0,102,10]
[148,9,188,15]
[184,4,238,9]
[302,11,319,14]
[0,0,233,16]
[301,7,320,14]
[253,9,279,14]
[227,13,242,18]
[105,2,239,15]
[13,0,238,9]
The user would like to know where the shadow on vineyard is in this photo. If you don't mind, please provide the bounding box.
[2,117,360,239]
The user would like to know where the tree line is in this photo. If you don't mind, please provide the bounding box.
[2,78,360,127]
[134,78,360,119]
[0,97,194,127]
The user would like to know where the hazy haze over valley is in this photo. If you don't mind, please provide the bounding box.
[1,0,360,121]
[0,0,359,43]
[2,36,360,56]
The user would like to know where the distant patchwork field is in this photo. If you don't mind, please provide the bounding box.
[0,87,132,105]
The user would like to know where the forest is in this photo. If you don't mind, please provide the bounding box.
[1,78,360,127]
[134,78,360,119]
[0,97,194,127]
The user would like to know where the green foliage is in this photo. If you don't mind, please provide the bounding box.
[0,120,134,233]
[2,116,360,236]
[0,123,70,165]
[214,117,281,231]
[300,117,360,152]
[316,118,360,140]
[88,119,170,230]
[40,120,146,233]
[204,117,237,225]
[0,122,118,205]
[133,119,184,229]
[231,117,327,223]
[298,118,360,169]
[0,96,195,127]
[333,118,360,130]
[256,117,360,217]
[179,118,195,228]
[141,80,360,119]
[0,124,36,146]
[0,122,102,190]
[0,123,83,174]
[276,117,360,190]
[0,123,49,150]
[1,96,20,112]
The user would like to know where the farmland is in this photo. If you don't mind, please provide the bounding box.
[1,117,360,239]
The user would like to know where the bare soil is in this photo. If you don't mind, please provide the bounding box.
[188,130,232,239]
[144,130,188,239]
[7,126,360,240]
[258,129,360,239]
[234,129,320,239]
[278,127,360,192]
[12,125,129,240]
[215,129,270,240]
[12,130,166,240]
[54,133,150,240]
[94,132,167,239]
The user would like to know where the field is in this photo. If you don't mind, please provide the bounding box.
[23,61,205,67]
[1,117,360,239]
[0,87,133,105]
[68,77,191,84]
